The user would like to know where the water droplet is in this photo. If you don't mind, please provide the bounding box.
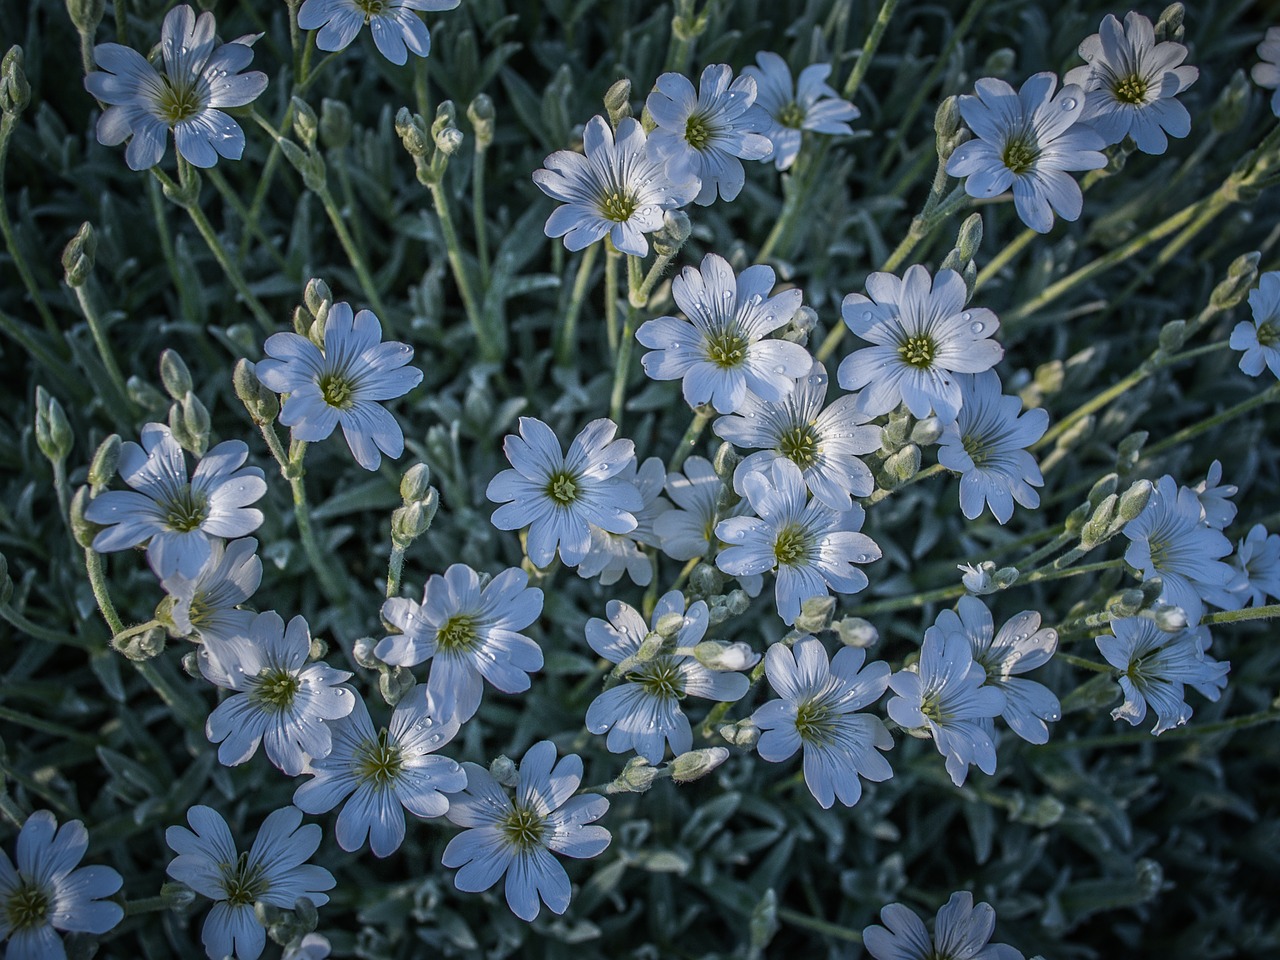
[723,290,733,300]
[748,294,763,306]
[429,734,441,744]
[961,311,972,322]
[861,310,873,321]
[857,554,871,562]
[1062,97,1077,110]
[773,365,786,374]
[970,321,985,334]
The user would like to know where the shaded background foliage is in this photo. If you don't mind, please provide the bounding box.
[0,0,1278,957]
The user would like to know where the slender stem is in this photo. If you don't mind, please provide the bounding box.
[1201,603,1280,625]
[1016,530,1075,573]
[0,114,59,337]
[0,603,96,649]
[556,243,600,367]
[1040,708,1280,752]
[428,179,495,360]
[151,169,276,331]
[472,146,491,285]
[286,441,350,604]
[69,281,134,415]
[842,0,901,101]
[1144,382,1280,458]
[386,544,407,599]
[778,907,863,944]
[756,145,812,265]
[147,176,197,323]
[319,178,392,324]
[667,410,713,475]
[206,168,289,272]
[1056,652,1114,674]
[124,896,170,917]
[608,256,643,426]
[974,227,1036,291]
[631,246,683,308]
[604,244,621,354]
[83,549,126,636]
[863,463,945,505]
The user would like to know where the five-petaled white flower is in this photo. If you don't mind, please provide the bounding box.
[1064,11,1198,154]
[646,64,774,205]
[585,592,749,763]
[166,805,335,960]
[442,741,611,921]
[293,690,466,857]
[256,301,423,472]
[636,253,811,415]
[1230,270,1280,379]
[715,360,881,512]
[946,72,1107,233]
[162,536,262,646]
[0,811,123,959]
[377,563,544,724]
[84,422,266,581]
[752,637,893,808]
[936,371,1048,523]
[533,116,697,256]
[486,417,642,569]
[742,51,860,171]
[200,611,356,776]
[864,891,1026,960]
[1096,616,1229,735]
[715,459,881,626]
[576,457,671,587]
[298,0,459,65]
[838,265,1003,421]
[84,5,267,170]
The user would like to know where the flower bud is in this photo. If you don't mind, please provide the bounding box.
[1010,793,1065,828]
[688,562,726,597]
[884,443,921,486]
[115,625,166,661]
[319,98,352,150]
[351,636,381,670]
[1210,251,1260,311]
[724,589,750,616]
[934,95,959,154]
[1109,588,1146,617]
[181,649,201,677]
[604,78,633,128]
[61,222,96,287]
[1087,472,1118,507]
[652,209,693,258]
[992,566,1020,590]
[654,612,685,640]
[794,596,836,633]
[392,493,438,544]
[608,756,660,793]
[489,755,519,788]
[169,393,210,457]
[671,0,710,42]
[400,463,432,502]
[378,664,416,706]
[432,100,457,139]
[70,486,101,548]
[467,93,495,150]
[435,126,464,157]
[1155,2,1185,42]
[1211,69,1250,135]
[711,441,740,482]
[982,47,1015,76]
[160,881,197,910]
[395,107,430,157]
[1,47,31,115]
[159,349,194,400]
[1150,603,1188,632]
[719,718,760,748]
[1115,431,1148,473]
[779,305,817,345]
[236,360,281,424]
[836,616,878,648]
[292,96,318,151]
[280,138,326,191]
[693,640,760,671]
[88,434,120,491]
[1140,576,1165,604]
[309,637,328,661]
[909,416,944,447]
[958,560,997,595]
[35,387,73,464]
[956,212,983,262]
[68,0,106,35]
[1080,494,1118,547]
[670,746,729,783]
[1157,319,1188,353]
[1064,500,1092,533]
[1117,479,1153,522]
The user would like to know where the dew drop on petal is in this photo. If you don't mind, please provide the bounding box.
[1062,97,1077,110]
[970,321,985,334]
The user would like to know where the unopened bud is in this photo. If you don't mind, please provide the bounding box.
[982,47,1015,76]
[435,126,464,157]
[1110,588,1145,617]
[392,493,438,544]
[653,210,693,257]
[1011,793,1065,828]
[160,881,196,910]
[395,107,430,157]
[719,718,760,747]
[70,486,100,548]
[467,93,495,150]
[1,47,31,114]
[608,756,659,793]
[319,97,352,149]
[35,387,73,463]
[67,0,106,35]
[159,349,193,400]
[604,78,632,127]
[1034,360,1064,395]
[992,566,1020,589]
[1155,2,1185,42]
[1064,500,1092,533]
[292,96,318,150]
[836,616,878,648]
[235,359,280,424]
[1080,494,1118,546]
[61,222,96,287]
[956,213,983,261]
[689,562,725,597]
[303,278,332,320]
[181,649,201,677]
[959,561,997,595]
[779,305,818,345]
[934,95,959,146]
[1117,479,1153,522]
[115,625,166,661]
[400,463,432,502]
[1211,70,1249,135]
[654,612,685,640]
[1087,473,1118,507]
[724,589,750,616]
[712,441,740,483]
[432,100,457,139]
[1210,251,1261,311]
[88,434,120,490]
[489,755,519,788]
[693,640,760,672]
[308,637,328,661]
[1150,603,1189,632]
[884,443,921,486]
[352,636,381,669]
[882,408,912,448]
[1116,431,1147,472]
[909,416,944,446]
[794,596,836,633]
[1158,319,1188,353]
[670,746,729,783]
[169,393,210,457]
[1140,576,1165,604]
[378,664,416,706]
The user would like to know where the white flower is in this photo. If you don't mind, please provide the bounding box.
[1200,524,1280,611]
[714,360,880,511]
[163,537,262,645]
[742,51,859,170]
[1064,12,1198,154]
[84,5,268,170]
[442,741,611,921]
[166,805,335,960]
[0,811,123,958]
[585,592,749,763]
[533,116,696,256]
[298,0,459,65]
[838,265,1003,420]
[946,72,1107,233]
[886,631,1005,786]
[293,691,465,857]
[1229,270,1280,379]
[1096,617,1229,735]
[84,423,266,581]
[929,596,1060,744]
[256,301,423,471]
[283,933,331,960]
[752,637,893,808]
[636,252,811,415]
[715,459,880,626]
[936,371,1048,523]
[1253,27,1280,117]
[486,417,641,569]
[1191,460,1237,530]
[864,891,1025,960]
[575,457,671,587]
[1123,475,1235,624]
[377,564,543,724]
[646,64,773,205]
[654,455,742,559]
[200,611,355,776]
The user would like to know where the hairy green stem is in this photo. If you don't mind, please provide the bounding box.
[428,179,495,360]
[667,410,713,475]
[842,0,901,101]
[1040,708,1280,752]
[1201,603,1280,625]
[0,114,59,337]
[1144,382,1280,458]
[556,243,600,367]
[609,256,643,426]
[604,243,621,354]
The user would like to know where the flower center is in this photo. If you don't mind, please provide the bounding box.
[920,691,947,724]
[773,524,809,566]
[1113,73,1149,105]
[186,592,210,628]
[778,424,821,469]
[898,335,936,369]
[961,433,990,467]
[253,667,301,711]
[635,656,684,700]
[500,804,546,852]
[1256,321,1279,347]
[1001,135,1039,175]
[793,697,834,745]
[155,75,204,124]
[705,327,749,368]
[354,0,388,16]
[599,190,638,222]
[545,469,579,505]
[777,101,806,129]
[685,113,714,150]
[357,729,404,787]
[165,488,208,533]
[5,880,50,931]
[222,851,267,907]
[437,613,479,653]
[319,372,356,409]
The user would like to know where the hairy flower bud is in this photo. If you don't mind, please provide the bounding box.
[688,562,726,598]
[654,612,685,640]
[291,97,318,150]
[884,443,921,486]
[1149,603,1189,632]
[61,222,96,287]
[70,486,101,548]
[1110,588,1146,617]
[608,756,659,794]
[1155,2,1185,42]
[794,595,836,633]
[956,212,984,262]
[1117,479,1153,522]
[1081,494,1119,547]
[319,97,352,150]
[434,126,464,157]
[351,636,381,670]
[670,747,729,783]
[35,387,73,464]
[160,881,197,910]
[232,359,280,425]
[432,100,457,139]
[391,493,438,545]
[68,0,106,36]
[1210,251,1261,311]
[489,755,519,788]
[1,47,30,115]
[395,107,430,157]
[378,664,416,706]
[1115,431,1148,473]
[159,349,194,400]
[909,416,944,447]
[720,718,760,747]
[400,463,432,502]
[603,78,632,128]
[115,625,166,661]
[467,93,495,150]
[1211,69,1249,135]
[88,434,120,492]
[992,566,1020,590]
[836,616,879,648]
[693,640,760,672]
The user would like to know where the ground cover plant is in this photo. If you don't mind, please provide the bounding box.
[1,0,1279,957]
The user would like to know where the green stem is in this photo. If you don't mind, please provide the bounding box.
[604,243,621,354]
[147,176,197,324]
[667,409,713,475]
[0,602,96,649]
[863,463,945,505]
[608,256,643,426]
[0,113,59,337]
[386,544,407,599]
[778,907,863,944]
[428,179,495,360]
[1055,652,1114,674]
[842,0,901,102]
[974,226,1036,292]
[472,145,491,286]
[124,896,170,917]
[631,245,683,308]
[556,243,600,367]
[1040,708,1280,752]
[318,178,392,324]
[69,281,134,415]
[1200,603,1280,625]
[1144,382,1280,458]
[285,441,349,604]
[83,549,126,636]
[206,168,289,273]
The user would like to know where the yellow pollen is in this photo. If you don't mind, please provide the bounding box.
[501,805,545,851]
[599,191,638,222]
[778,424,821,469]
[1113,74,1149,105]
[155,76,203,124]
[254,668,300,711]
[165,489,208,533]
[545,470,579,505]
[319,373,355,409]
[437,614,478,653]
[1001,137,1039,175]
[685,114,713,150]
[773,525,808,566]
[898,335,936,369]
[357,730,404,787]
[705,328,749,368]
